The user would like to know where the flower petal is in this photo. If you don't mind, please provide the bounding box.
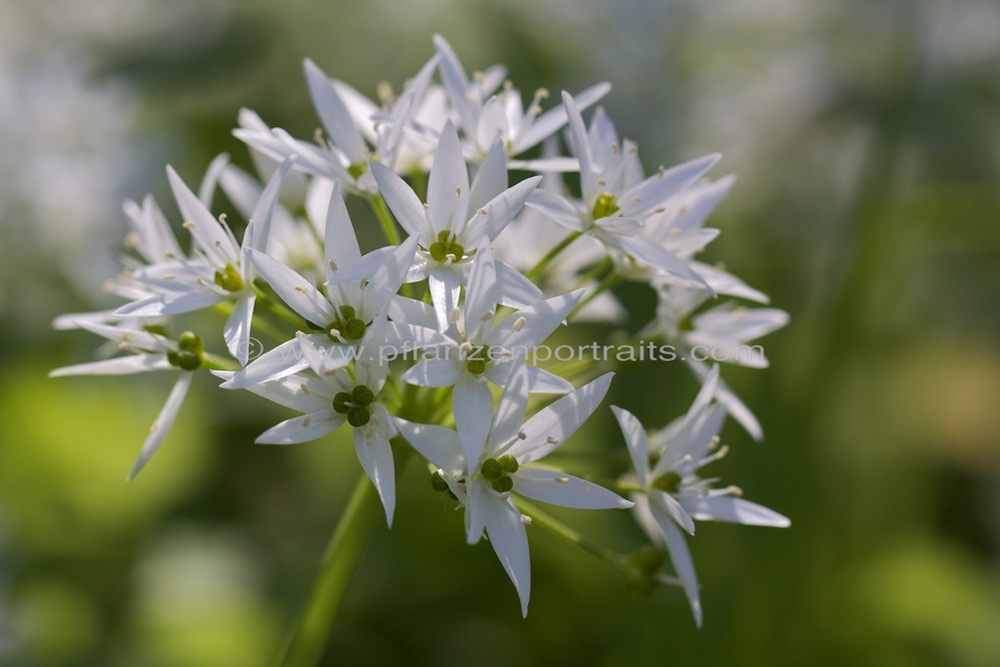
[247,248,335,326]
[354,425,396,526]
[611,406,650,487]
[128,371,194,480]
[682,495,790,528]
[256,411,343,444]
[505,372,613,463]
[513,467,632,509]
[395,419,464,473]
[453,376,493,476]
[224,293,256,366]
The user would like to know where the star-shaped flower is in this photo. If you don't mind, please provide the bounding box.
[611,366,789,626]
[397,361,631,615]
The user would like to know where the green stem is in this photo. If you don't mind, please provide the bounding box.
[517,499,625,571]
[369,195,401,246]
[568,271,623,320]
[526,231,581,280]
[274,475,379,667]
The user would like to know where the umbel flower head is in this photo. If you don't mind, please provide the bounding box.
[50,35,790,626]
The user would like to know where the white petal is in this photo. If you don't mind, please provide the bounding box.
[158,290,229,316]
[505,372,613,463]
[50,354,171,377]
[494,261,545,310]
[619,153,721,219]
[429,266,462,333]
[500,288,584,351]
[463,240,499,341]
[426,120,469,234]
[241,372,334,413]
[561,91,597,201]
[612,235,707,287]
[682,495,790,528]
[197,153,230,207]
[400,359,460,388]
[247,248,334,326]
[686,358,762,441]
[513,468,632,509]
[304,59,367,164]
[395,419,464,473]
[487,357,530,454]
[523,366,573,394]
[324,180,362,279]
[482,489,532,617]
[167,165,238,265]
[516,81,611,153]
[654,490,696,535]
[469,138,507,211]
[453,377,493,477]
[245,158,293,255]
[219,338,310,390]
[369,160,429,239]
[525,190,586,231]
[463,175,542,243]
[653,509,703,628]
[256,411,343,444]
[224,294,256,365]
[388,294,437,329]
[353,427,396,526]
[128,371,194,480]
[611,406,650,486]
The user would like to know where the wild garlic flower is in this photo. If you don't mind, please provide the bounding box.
[51,36,790,625]
[398,361,631,615]
[612,366,789,626]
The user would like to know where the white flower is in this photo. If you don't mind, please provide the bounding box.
[221,181,447,391]
[611,366,789,627]
[527,92,720,288]
[640,278,788,440]
[234,53,439,194]
[397,361,631,615]
[49,321,209,479]
[230,326,400,525]
[370,120,543,328]
[401,239,583,466]
[114,159,292,365]
[433,34,610,171]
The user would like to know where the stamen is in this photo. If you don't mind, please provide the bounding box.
[182,221,196,229]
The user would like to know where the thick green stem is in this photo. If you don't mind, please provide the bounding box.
[274,475,379,667]
[526,231,581,281]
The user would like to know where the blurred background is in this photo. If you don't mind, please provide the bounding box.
[2,0,999,665]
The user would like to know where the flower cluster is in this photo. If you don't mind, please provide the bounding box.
[52,36,789,623]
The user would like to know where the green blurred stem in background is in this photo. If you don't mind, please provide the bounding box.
[274,471,381,667]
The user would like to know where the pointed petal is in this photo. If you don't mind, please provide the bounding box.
[427,120,469,234]
[369,160,428,239]
[501,289,585,351]
[483,490,532,617]
[487,357,530,454]
[611,406,650,486]
[354,427,396,526]
[128,371,194,479]
[400,359,460,388]
[429,266,462,332]
[469,139,507,211]
[395,419,464,473]
[516,82,611,153]
[464,176,543,243]
[167,165,238,265]
[324,180,362,279]
[524,190,585,231]
[513,468,632,509]
[304,59,367,163]
[247,249,335,326]
[224,294,256,365]
[654,511,703,627]
[463,240,499,341]
[619,153,721,219]
[682,495,790,527]
[244,158,293,255]
[561,91,598,201]
[218,338,309,390]
[50,355,172,377]
[505,372,613,463]
[495,261,545,310]
[453,377,493,477]
[256,411,343,444]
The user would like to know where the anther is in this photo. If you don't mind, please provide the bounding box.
[182,221,196,229]
[513,316,526,332]
[546,436,559,445]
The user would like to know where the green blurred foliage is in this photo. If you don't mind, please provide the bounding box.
[1,0,999,665]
